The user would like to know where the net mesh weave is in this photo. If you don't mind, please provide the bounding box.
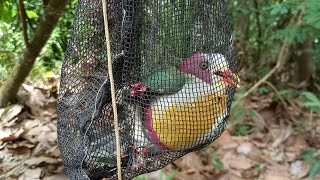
[57,0,237,179]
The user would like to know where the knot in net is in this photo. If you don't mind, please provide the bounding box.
[57,0,239,179]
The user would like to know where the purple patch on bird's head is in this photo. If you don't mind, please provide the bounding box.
[178,52,213,85]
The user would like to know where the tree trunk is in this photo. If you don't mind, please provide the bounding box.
[0,0,67,107]
[295,38,314,83]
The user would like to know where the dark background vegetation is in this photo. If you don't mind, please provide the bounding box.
[0,0,320,179]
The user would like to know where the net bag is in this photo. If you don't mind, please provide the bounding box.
[57,0,239,179]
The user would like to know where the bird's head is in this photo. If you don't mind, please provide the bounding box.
[178,52,240,88]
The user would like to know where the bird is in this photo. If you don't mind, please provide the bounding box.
[130,52,240,156]
[137,65,186,95]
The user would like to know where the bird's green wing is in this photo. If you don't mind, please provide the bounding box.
[142,66,185,95]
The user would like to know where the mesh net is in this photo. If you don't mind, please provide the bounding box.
[57,0,238,179]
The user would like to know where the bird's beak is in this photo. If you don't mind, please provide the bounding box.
[214,69,240,88]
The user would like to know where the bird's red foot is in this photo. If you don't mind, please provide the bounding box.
[133,146,149,156]
[131,146,149,169]
[129,82,148,96]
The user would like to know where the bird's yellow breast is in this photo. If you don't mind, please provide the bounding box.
[151,93,227,150]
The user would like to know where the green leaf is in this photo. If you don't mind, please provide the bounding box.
[301,150,316,164]
[304,0,320,29]
[279,89,299,99]
[301,92,320,114]
[233,124,252,136]
[26,10,38,19]
[302,92,320,104]
[304,102,320,107]
[211,151,224,170]
[231,104,244,121]
[0,0,16,22]
[133,175,147,180]
[257,86,269,94]
[165,170,178,180]
[309,160,320,180]
[214,159,224,170]
[247,109,257,118]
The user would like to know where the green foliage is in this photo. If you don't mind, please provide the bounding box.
[278,89,301,100]
[211,152,224,170]
[233,123,252,136]
[0,0,76,81]
[309,160,320,180]
[228,0,320,81]
[163,170,178,180]
[304,0,320,29]
[253,164,261,176]
[231,104,245,122]
[301,92,320,114]
[26,10,38,19]
[301,150,316,164]
[300,150,320,179]
[133,175,147,180]
[257,86,269,95]
[230,89,246,121]
[0,0,17,22]
[247,109,257,118]
[263,0,320,44]
[0,22,24,81]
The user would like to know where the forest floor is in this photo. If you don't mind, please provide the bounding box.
[0,77,320,180]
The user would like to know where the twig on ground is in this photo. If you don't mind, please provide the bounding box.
[241,44,291,99]
[263,81,297,122]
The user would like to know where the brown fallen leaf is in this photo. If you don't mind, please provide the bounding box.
[221,152,253,170]
[271,126,293,148]
[24,119,41,129]
[3,117,20,127]
[17,140,36,149]
[217,173,243,180]
[0,141,7,150]
[43,98,57,115]
[0,165,24,179]
[0,108,5,118]
[264,164,291,180]
[42,173,68,180]
[25,88,48,116]
[22,83,34,92]
[212,130,235,148]
[145,170,165,180]
[26,89,47,107]
[251,138,268,148]
[0,104,23,123]
[32,141,53,156]
[18,168,42,180]
[36,132,57,142]
[0,128,28,142]
[24,157,61,166]
[174,152,210,171]
[285,134,308,152]
[46,145,61,158]
[0,129,11,140]
[229,156,253,170]
[174,170,213,180]
[222,142,239,150]
[7,146,31,157]
[23,126,52,143]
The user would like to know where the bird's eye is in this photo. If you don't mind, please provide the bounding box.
[199,61,208,70]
